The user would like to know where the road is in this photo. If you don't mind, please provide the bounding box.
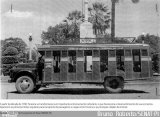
[0,76,160,99]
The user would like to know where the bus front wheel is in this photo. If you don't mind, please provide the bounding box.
[15,76,35,94]
[104,77,124,93]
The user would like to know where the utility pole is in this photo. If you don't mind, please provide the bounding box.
[155,1,160,73]
[111,0,116,41]
[11,4,12,13]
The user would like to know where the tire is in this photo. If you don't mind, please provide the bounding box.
[104,77,124,93]
[15,76,35,94]
[33,85,41,92]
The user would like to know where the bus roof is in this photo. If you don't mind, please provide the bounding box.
[36,43,150,50]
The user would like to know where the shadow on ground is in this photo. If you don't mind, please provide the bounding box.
[10,88,148,95]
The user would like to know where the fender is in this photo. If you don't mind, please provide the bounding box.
[11,69,37,82]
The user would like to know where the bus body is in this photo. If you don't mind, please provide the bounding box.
[9,43,152,93]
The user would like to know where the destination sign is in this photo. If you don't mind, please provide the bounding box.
[80,39,96,43]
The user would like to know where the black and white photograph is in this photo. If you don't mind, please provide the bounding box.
[0,0,160,100]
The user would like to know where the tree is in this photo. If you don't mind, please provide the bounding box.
[136,34,159,72]
[110,0,139,40]
[66,10,82,39]
[42,10,83,45]
[3,46,18,56]
[2,37,27,56]
[67,10,82,24]
[89,2,110,36]
[41,23,69,45]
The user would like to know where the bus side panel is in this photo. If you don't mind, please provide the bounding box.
[141,60,149,78]
[68,73,76,81]
[60,61,68,81]
[124,61,133,79]
[101,71,108,82]
[76,61,84,81]
[52,73,60,81]
[149,60,153,77]
[44,61,53,82]
[84,72,92,81]
[44,67,52,81]
[108,60,116,76]
[92,61,100,81]
[133,72,141,79]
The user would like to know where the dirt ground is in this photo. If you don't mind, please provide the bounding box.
[0,76,160,99]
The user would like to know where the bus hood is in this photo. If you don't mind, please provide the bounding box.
[15,62,37,68]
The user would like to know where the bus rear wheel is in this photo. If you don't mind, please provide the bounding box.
[104,77,124,93]
[15,76,35,94]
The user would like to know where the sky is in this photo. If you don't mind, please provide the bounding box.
[1,0,160,45]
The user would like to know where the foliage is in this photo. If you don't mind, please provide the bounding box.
[42,10,83,45]
[42,24,66,45]
[88,2,110,36]
[136,34,159,53]
[42,1,111,45]
[152,54,159,73]
[67,10,82,23]
[2,56,18,64]
[3,46,19,56]
[136,34,159,72]
[2,37,27,54]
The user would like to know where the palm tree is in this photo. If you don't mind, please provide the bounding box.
[111,0,139,40]
[89,2,110,36]
[67,10,82,23]
[66,10,82,39]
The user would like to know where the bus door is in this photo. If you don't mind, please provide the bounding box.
[132,49,141,79]
[100,50,108,81]
[76,50,84,81]
[108,50,116,76]
[68,50,76,81]
[52,51,61,81]
[92,50,100,81]
[44,51,53,82]
[84,50,92,81]
[60,50,68,81]
[141,49,150,78]
[124,49,133,79]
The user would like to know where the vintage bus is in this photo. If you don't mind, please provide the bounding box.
[9,43,152,93]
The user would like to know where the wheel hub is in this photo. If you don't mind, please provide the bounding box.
[20,80,30,91]
[109,80,119,89]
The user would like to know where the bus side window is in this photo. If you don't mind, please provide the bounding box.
[141,49,148,56]
[84,50,92,72]
[100,50,108,72]
[109,50,115,57]
[46,51,51,58]
[53,51,61,73]
[125,50,131,57]
[68,50,76,73]
[132,49,141,72]
[116,50,125,71]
